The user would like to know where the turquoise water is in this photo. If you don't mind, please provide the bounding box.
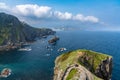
[0,31,120,80]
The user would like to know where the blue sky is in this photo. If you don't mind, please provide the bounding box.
[0,0,120,31]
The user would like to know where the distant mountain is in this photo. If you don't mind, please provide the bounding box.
[0,13,55,51]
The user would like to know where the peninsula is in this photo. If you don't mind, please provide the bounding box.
[0,13,55,51]
[54,49,112,80]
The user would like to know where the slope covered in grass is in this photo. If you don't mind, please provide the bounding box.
[54,49,112,80]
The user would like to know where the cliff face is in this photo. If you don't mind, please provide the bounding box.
[54,50,112,80]
[0,13,55,50]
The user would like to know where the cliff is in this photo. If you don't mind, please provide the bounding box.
[0,13,55,51]
[54,49,112,80]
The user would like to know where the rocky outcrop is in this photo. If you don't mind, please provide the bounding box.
[48,36,59,44]
[54,50,112,80]
[60,64,95,80]
[0,13,55,51]
[95,57,112,80]
[0,68,11,78]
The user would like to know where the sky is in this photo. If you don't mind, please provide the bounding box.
[0,0,120,31]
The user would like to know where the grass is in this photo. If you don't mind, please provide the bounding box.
[78,50,112,73]
[0,37,4,44]
[0,27,11,45]
[0,26,21,45]
[56,50,80,70]
[56,49,111,71]
[55,49,112,80]
[66,69,78,80]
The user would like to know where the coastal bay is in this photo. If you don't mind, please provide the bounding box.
[0,31,120,80]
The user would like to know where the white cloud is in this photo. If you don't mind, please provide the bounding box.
[73,14,84,21]
[54,11,72,20]
[84,16,99,23]
[0,3,100,23]
[54,11,99,23]
[0,2,9,10]
[73,14,99,23]
[13,4,52,18]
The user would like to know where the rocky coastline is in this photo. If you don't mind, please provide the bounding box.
[0,31,55,51]
[54,49,112,80]
[0,13,55,51]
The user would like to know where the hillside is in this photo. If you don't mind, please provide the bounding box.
[0,13,55,51]
[54,49,112,80]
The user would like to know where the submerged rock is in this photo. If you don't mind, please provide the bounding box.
[58,48,67,52]
[54,49,112,80]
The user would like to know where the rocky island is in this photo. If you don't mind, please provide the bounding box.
[0,68,11,78]
[0,13,55,51]
[54,49,112,80]
[48,36,59,44]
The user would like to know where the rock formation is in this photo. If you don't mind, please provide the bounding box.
[54,50,112,80]
[0,12,55,51]
[48,36,59,44]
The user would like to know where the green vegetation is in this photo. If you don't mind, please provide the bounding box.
[55,49,112,80]
[66,69,78,80]
[0,12,55,46]
[57,49,111,70]
[56,50,79,70]
[0,37,4,44]
[94,76,102,80]
[0,27,11,45]
[78,50,112,73]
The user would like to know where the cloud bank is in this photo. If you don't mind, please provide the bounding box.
[0,2,99,23]
[13,4,52,18]
[54,11,72,20]
[0,2,9,10]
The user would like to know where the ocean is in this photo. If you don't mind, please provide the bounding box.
[0,31,120,80]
